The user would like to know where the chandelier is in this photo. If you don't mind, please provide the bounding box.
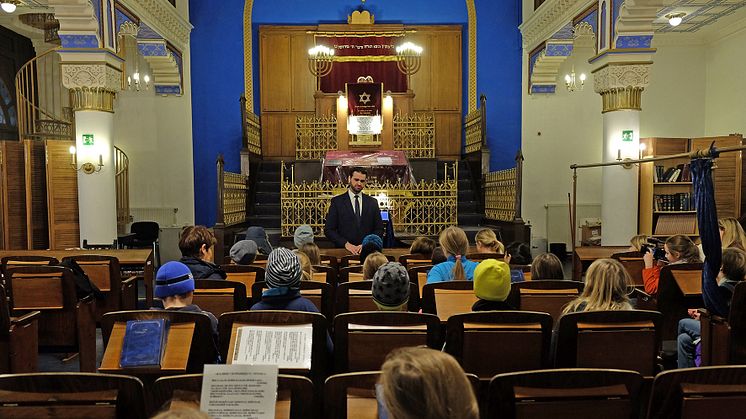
[564,66,586,92]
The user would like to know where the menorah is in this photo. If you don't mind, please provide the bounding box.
[307,45,335,91]
[395,42,423,89]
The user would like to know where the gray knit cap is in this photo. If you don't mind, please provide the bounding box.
[294,225,315,248]
[372,262,410,309]
[265,247,302,290]
[230,240,258,265]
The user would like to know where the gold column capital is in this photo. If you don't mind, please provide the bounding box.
[69,87,117,113]
[592,62,652,113]
[60,60,122,112]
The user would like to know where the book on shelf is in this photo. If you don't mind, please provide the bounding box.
[654,163,691,183]
[653,193,693,211]
[119,319,169,368]
[654,214,697,236]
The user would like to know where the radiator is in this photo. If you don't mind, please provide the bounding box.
[545,203,602,248]
[130,207,179,227]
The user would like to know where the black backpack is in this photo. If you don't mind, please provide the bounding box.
[59,258,104,300]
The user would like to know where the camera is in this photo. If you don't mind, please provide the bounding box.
[641,238,667,261]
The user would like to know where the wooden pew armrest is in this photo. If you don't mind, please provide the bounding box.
[122,275,138,286]
[699,308,727,324]
[11,310,41,325]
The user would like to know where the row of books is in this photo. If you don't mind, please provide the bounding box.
[654,193,694,212]
[654,163,692,183]
[654,214,698,236]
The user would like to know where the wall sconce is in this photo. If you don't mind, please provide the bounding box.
[337,91,348,110]
[69,146,104,174]
[127,71,150,91]
[616,148,635,169]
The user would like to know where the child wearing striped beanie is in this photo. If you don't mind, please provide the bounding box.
[250,247,318,313]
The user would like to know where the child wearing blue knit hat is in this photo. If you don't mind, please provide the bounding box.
[153,261,218,338]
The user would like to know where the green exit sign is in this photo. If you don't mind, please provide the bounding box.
[622,130,633,142]
[82,134,94,146]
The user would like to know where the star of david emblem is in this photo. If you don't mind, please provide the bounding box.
[359,92,371,104]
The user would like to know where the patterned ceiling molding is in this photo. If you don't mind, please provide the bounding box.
[519,0,595,50]
[118,0,192,50]
[528,19,597,95]
[612,0,666,48]
[115,4,184,96]
[48,0,101,47]
[243,0,479,113]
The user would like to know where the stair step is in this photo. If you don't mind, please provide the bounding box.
[257,171,280,182]
[458,213,483,226]
[458,201,479,212]
[252,203,280,216]
[458,190,475,200]
[256,191,280,203]
[256,181,280,192]
[246,215,280,229]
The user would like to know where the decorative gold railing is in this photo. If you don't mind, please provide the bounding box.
[15,49,73,141]
[464,106,485,154]
[114,146,130,235]
[216,154,249,226]
[296,115,338,160]
[393,112,435,159]
[240,96,261,156]
[484,150,524,222]
[280,162,458,237]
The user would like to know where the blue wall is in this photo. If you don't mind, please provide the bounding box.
[189,0,522,226]
[476,0,523,170]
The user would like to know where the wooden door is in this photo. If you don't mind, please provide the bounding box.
[0,140,27,249]
[45,139,79,249]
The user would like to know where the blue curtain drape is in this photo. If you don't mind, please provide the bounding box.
[692,154,727,316]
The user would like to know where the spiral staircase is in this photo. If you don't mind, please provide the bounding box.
[14,48,130,241]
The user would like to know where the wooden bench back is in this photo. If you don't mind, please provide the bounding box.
[446,311,553,379]
[333,312,441,373]
[555,310,663,376]
[223,265,265,298]
[422,281,477,322]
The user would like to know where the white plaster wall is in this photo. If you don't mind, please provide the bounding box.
[113,3,195,227]
[642,39,707,138]
[521,41,708,246]
[704,28,746,136]
[522,45,603,248]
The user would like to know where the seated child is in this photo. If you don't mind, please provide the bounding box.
[372,262,410,311]
[472,259,514,311]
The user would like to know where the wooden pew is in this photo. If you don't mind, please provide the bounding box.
[62,255,137,322]
[507,280,584,324]
[6,266,96,372]
[335,281,420,314]
[699,281,746,366]
[192,279,249,317]
[489,369,644,419]
[151,373,315,419]
[421,281,478,322]
[0,284,40,373]
[656,263,703,341]
[611,251,646,288]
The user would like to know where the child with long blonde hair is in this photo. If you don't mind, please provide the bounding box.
[427,226,479,283]
[563,258,633,314]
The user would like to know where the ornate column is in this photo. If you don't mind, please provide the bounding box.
[593,62,651,245]
[60,52,123,246]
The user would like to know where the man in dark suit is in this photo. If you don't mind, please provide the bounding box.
[324,167,384,254]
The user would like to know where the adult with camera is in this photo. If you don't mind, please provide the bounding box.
[642,234,701,294]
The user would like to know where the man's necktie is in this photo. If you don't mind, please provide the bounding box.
[354,194,361,225]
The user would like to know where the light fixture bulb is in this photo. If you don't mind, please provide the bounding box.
[143,74,150,83]
[564,74,571,83]
[639,143,646,151]
[1,2,17,13]
[133,72,140,81]
[69,146,76,154]
[666,13,685,27]
[580,73,587,82]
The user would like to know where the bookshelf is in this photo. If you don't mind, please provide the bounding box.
[639,135,744,238]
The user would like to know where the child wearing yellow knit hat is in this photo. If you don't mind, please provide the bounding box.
[472,259,515,311]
